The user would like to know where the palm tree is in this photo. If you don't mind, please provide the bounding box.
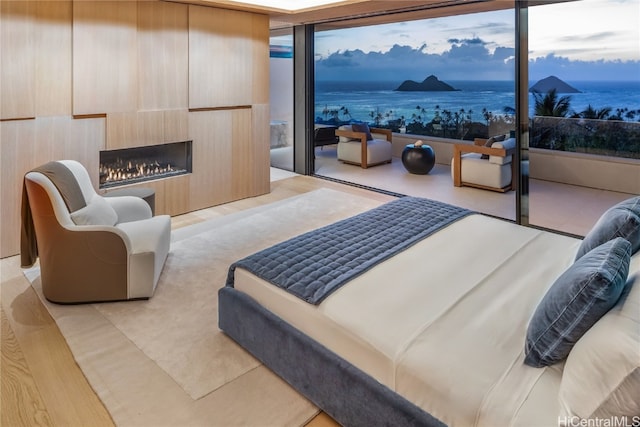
[481,107,494,127]
[339,106,352,120]
[625,110,639,121]
[533,88,572,117]
[575,104,612,120]
[369,107,384,126]
[385,109,394,122]
[322,104,330,120]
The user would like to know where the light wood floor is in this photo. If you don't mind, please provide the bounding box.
[1,175,397,427]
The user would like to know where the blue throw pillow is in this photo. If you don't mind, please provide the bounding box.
[575,196,640,260]
[351,123,373,141]
[524,237,631,368]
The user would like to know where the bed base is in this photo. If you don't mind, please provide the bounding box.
[218,287,446,427]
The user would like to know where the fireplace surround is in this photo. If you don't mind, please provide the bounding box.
[99,141,192,189]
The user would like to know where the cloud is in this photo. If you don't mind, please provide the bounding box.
[528,54,640,81]
[558,31,619,43]
[315,38,516,81]
[315,38,640,82]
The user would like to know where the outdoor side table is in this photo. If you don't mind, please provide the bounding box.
[401,143,436,175]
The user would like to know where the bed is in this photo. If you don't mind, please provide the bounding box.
[219,196,640,426]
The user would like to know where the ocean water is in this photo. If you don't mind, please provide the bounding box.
[314,80,640,125]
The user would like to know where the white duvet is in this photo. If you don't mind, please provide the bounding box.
[234,214,583,426]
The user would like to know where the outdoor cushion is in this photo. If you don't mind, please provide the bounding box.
[351,123,373,141]
[454,153,512,189]
[337,138,392,166]
[481,134,506,159]
[489,137,515,165]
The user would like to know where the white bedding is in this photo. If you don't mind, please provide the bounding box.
[233,214,584,426]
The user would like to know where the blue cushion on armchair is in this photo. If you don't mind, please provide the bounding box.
[524,237,631,368]
[351,123,373,141]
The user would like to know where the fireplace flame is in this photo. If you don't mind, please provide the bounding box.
[100,159,184,188]
[99,141,191,189]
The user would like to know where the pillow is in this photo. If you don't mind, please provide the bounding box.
[524,237,631,367]
[488,137,515,165]
[70,196,118,226]
[575,196,640,260]
[351,123,373,141]
[481,134,506,159]
[558,275,639,419]
[337,125,353,143]
[484,133,506,147]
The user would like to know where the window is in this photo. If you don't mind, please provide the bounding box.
[528,0,640,235]
[269,30,294,171]
[314,11,516,139]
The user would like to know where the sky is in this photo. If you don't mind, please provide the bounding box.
[307,0,640,82]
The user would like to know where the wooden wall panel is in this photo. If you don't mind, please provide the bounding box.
[164,109,189,143]
[34,117,105,186]
[251,13,270,105]
[0,1,35,120]
[0,116,105,257]
[0,120,36,257]
[35,1,72,117]
[72,1,137,115]
[159,174,190,215]
[188,110,233,210]
[106,112,138,150]
[189,6,253,108]
[250,104,271,196]
[102,174,190,217]
[106,110,189,149]
[137,2,188,111]
[231,108,254,199]
[137,112,166,146]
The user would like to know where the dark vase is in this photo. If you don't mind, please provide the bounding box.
[401,144,436,174]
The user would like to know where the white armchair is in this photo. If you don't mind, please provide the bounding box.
[335,124,392,168]
[451,136,516,192]
[21,160,171,303]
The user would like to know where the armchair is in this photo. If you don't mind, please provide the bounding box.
[335,124,392,168]
[451,136,516,192]
[21,160,171,303]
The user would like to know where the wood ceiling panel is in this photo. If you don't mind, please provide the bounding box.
[164,0,516,30]
[164,0,574,31]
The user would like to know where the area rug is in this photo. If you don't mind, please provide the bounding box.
[23,188,385,426]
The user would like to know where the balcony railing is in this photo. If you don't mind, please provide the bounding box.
[530,116,640,160]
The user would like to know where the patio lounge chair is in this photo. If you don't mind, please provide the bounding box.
[335,124,392,168]
[451,136,516,192]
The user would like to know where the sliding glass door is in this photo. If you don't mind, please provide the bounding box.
[527,0,640,236]
[312,9,517,221]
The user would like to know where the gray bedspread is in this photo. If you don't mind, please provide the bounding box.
[226,196,473,304]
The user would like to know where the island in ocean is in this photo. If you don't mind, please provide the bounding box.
[530,75,581,93]
[394,75,459,92]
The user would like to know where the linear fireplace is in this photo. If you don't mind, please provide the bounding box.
[99,141,192,189]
